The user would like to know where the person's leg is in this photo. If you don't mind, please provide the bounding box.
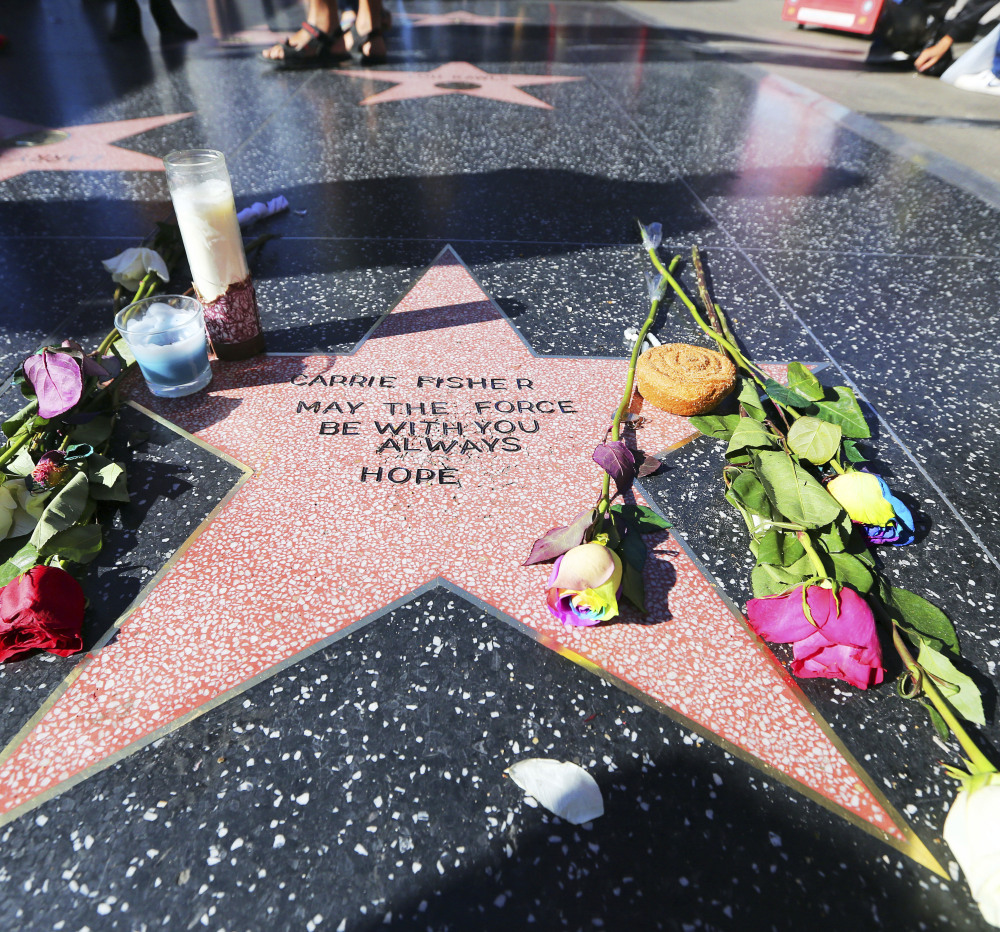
[345,0,386,64]
[110,0,143,40]
[150,0,198,41]
[992,31,1000,77]
[263,0,346,62]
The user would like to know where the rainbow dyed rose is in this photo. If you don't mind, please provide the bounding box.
[746,583,885,690]
[827,472,914,546]
[546,541,623,627]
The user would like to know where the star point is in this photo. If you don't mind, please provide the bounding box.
[0,113,194,183]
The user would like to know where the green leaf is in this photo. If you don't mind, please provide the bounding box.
[785,363,825,402]
[828,552,875,594]
[756,528,806,567]
[736,379,767,421]
[621,561,646,613]
[726,469,775,520]
[689,413,741,441]
[726,418,774,457]
[87,455,130,503]
[842,439,867,463]
[786,417,842,465]
[754,451,843,528]
[2,404,45,439]
[111,336,135,368]
[918,700,951,742]
[619,530,647,572]
[808,387,870,439]
[763,378,813,411]
[816,518,852,554]
[611,503,672,534]
[37,524,102,563]
[0,542,40,586]
[751,562,808,598]
[29,472,90,550]
[7,447,37,478]
[885,587,960,655]
[69,414,115,447]
[917,640,985,726]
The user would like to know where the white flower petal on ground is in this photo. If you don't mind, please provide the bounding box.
[944,780,1000,927]
[506,758,604,824]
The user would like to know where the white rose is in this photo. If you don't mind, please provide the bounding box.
[101,247,169,292]
[944,777,1000,927]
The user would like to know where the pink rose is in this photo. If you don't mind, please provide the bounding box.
[746,584,885,690]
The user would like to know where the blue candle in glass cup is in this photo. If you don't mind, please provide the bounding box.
[115,296,212,398]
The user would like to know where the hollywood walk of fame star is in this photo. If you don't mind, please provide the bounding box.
[0,113,194,184]
[407,11,523,27]
[0,248,937,871]
[216,25,291,46]
[336,62,581,109]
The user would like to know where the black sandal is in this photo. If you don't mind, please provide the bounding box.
[266,22,348,70]
[348,22,386,66]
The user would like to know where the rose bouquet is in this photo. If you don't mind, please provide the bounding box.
[635,222,999,925]
[0,225,187,662]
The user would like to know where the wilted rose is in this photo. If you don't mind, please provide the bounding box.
[31,451,70,490]
[0,565,85,662]
[101,247,169,292]
[546,541,623,627]
[944,774,1000,927]
[827,471,914,546]
[746,583,885,689]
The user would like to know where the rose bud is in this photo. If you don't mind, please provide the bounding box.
[827,471,914,546]
[546,541,623,627]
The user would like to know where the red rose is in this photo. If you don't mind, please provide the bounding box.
[0,566,85,662]
[745,584,885,690]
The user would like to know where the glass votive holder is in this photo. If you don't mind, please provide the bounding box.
[115,295,213,398]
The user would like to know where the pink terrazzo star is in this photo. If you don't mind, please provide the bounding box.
[0,249,934,870]
[336,62,581,109]
[216,25,292,46]
[0,113,194,183]
[407,11,523,26]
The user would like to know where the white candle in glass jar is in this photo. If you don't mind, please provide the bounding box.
[171,177,248,304]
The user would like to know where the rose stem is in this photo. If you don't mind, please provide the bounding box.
[595,255,681,524]
[892,624,995,774]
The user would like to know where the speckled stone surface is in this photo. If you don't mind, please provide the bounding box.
[3,0,1000,927]
[0,590,984,932]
